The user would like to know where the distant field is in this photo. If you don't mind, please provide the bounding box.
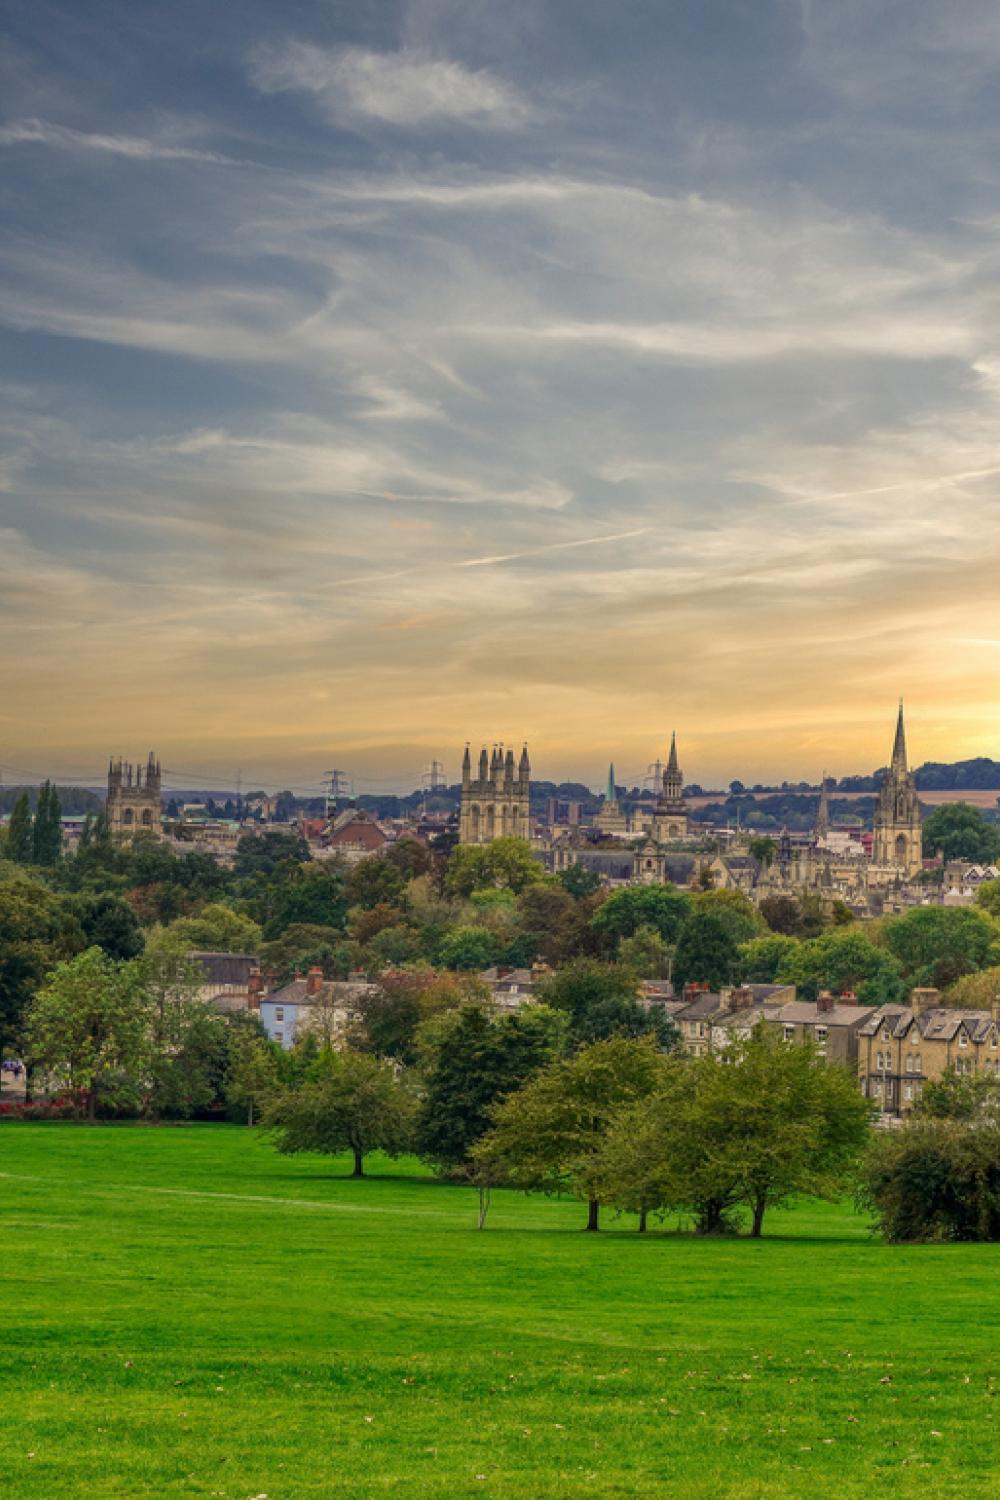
[686,788,1000,808]
[1,1125,997,1499]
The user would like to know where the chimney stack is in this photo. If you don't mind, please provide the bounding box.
[817,990,835,1014]
[247,970,264,1011]
[306,966,324,997]
[910,987,941,1017]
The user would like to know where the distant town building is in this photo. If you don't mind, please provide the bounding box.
[871,702,923,877]
[459,743,531,844]
[107,753,161,839]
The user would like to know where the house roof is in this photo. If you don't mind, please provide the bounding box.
[859,1005,1000,1042]
[263,978,377,1007]
[189,951,257,987]
[776,1000,875,1027]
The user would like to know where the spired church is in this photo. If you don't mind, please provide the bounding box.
[460,708,929,909]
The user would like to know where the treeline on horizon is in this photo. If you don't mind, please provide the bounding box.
[3,755,1000,824]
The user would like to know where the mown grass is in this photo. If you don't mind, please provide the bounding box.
[0,1122,996,1498]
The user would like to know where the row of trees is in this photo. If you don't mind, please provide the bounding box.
[266,1030,870,1238]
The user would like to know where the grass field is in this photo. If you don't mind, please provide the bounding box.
[1,1125,997,1499]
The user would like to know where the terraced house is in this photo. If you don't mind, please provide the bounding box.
[858,989,1000,1116]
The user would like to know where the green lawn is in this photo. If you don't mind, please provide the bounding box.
[0,1125,996,1499]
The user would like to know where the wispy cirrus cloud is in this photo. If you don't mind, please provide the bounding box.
[249,43,534,128]
[0,116,241,163]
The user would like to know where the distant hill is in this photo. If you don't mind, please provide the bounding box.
[0,784,103,816]
[837,757,1000,793]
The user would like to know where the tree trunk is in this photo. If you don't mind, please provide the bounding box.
[697,1198,727,1236]
[247,1097,254,1127]
[638,1208,648,1234]
[585,1198,600,1232]
[87,1087,97,1123]
[352,1149,365,1179]
[23,1062,34,1106]
[478,1185,491,1230]
[751,1194,767,1239]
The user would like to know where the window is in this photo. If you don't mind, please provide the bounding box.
[915,1053,922,1072]
[991,1032,998,1050]
[273,1030,283,1044]
[815,1026,828,1044]
[872,1080,882,1097]
[275,1007,284,1022]
[904,1083,913,1102]
[783,1026,795,1043]
[959,1031,969,1047]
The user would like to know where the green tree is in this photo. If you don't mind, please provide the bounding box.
[975,879,1000,920]
[883,906,999,989]
[26,948,153,1119]
[738,933,799,983]
[860,1118,1000,1242]
[352,969,481,1063]
[266,1051,414,1177]
[776,928,905,1007]
[346,856,407,912]
[914,1068,1000,1122]
[225,1026,281,1125]
[672,910,741,991]
[758,895,800,936]
[0,874,84,1061]
[557,864,602,898]
[591,884,692,946]
[69,892,145,961]
[32,781,63,866]
[6,792,34,864]
[234,829,309,879]
[598,1039,871,1237]
[264,863,348,939]
[514,882,584,965]
[691,888,764,943]
[444,839,541,899]
[942,966,1000,1008]
[749,836,777,867]
[417,1004,568,1172]
[149,903,263,956]
[535,958,675,1047]
[617,925,673,979]
[922,803,1000,862]
[438,925,498,971]
[260,923,353,984]
[473,1036,667,1230]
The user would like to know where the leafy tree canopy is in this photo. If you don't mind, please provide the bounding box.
[922,802,1000,863]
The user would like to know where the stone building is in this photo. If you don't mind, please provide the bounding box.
[858,989,1000,1116]
[871,702,923,877]
[107,753,161,839]
[593,763,630,838]
[634,733,689,841]
[459,743,531,844]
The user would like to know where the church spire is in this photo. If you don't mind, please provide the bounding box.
[891,699,907,770]
[667,732,678,773]
[605,763,617,807]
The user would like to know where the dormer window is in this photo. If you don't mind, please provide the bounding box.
[958,1031,969,1048]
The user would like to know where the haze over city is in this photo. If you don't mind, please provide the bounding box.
[3,0,1000,788]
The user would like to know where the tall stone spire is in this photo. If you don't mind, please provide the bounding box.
[605,763,617,807]
[891,699,907,770]
[667,732,678,774]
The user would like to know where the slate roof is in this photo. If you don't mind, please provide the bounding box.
[189,951,257,987]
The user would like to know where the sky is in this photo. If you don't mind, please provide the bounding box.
[2,0,1000,795]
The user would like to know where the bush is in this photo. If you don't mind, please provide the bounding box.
[859,1119,1000,1241]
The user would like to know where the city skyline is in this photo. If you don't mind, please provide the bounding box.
[3,1,1000,779]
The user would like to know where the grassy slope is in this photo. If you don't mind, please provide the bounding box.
[0,1125,996,1499]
